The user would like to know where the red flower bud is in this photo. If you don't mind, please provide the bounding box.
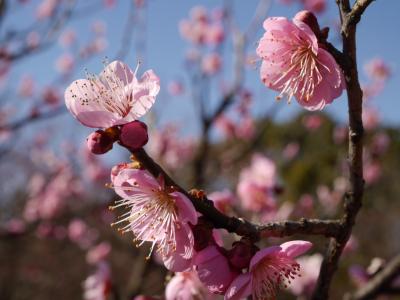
[294,10,327,42]
[86,130,114,154]
[119,120,148,151]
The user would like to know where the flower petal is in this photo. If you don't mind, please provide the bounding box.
[280,240,313,258]
[224,273,251,300]
[249,246,281,271]
[172,192,198,225]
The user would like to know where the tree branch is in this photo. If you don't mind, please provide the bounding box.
[130,148,341,241]
[342,0,375,35]
[312,1,374,298]
[349,254,400,300]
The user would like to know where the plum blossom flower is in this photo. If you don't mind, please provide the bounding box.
[237,154,277,213]
[111,168,197,271]
[83,262,111,300]
[225,240,312,300]
[289,253,322,297]
[65,60,160,128]
[166,271,215,300]
[256,12,344,110]
[194,245,239,294]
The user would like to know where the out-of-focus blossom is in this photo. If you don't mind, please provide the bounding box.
[65,60,159,128]
[86,242,112,265]
[302,0,326,14]
[167,80,185,96]
[333,125,347,144]
[18,75,35,98]
[91,21,107,35]
[316,183,343,215]
[226,241,312,300]
[257,12,344,110]
[215,115,236,138]
[194,245,239,294]
[202,53,222,75]
[208,189,235,214]
[59,29,76,48]
[364,160,382,185]
[289,253,323,297]
[56,53,75,74]
[180,6,225,46]
[282,142,300,160]
[303,114,323,130]
[83,262,111,300]
[343,235,359,255]
[3,218,26,235]
[68,219,97,249]
[27,31,40,49]
[364,58,391,81]
[371,132,390,155]
[237,154,277,213]
[112,168,197,271]
[103,0,116,8]
[362,107,380,130]
[42,86,60,106]
[349,265,369,287]
[166,271,215,300]
[36,0,58,20]
[147,124,195,170]
[235,117,255,140]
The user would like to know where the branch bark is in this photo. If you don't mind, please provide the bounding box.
[349,254,400,300]
[130,148,341,241]
[311,0,375,298]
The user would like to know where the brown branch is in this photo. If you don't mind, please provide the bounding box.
[312,1,372,299]
[131,148,341,241]
[349,254,400,300]
[342,0,375,35]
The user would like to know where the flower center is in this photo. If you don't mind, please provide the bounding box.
[252,254,300,299]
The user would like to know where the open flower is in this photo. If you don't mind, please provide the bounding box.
[256,13,344,110]
[111,168,197,272]
[225,240,312,300]
[65,60,159,128]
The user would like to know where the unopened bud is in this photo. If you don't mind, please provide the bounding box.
[86,130,114,154]
[294,10,327,41]
[120,120,148,151]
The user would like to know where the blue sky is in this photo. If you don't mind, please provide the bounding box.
[5,0,400,142]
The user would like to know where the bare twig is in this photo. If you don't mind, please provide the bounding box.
[348,254,400,300]
[342,0,375,35]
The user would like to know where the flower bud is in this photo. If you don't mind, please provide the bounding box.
[86,130,114,154]
[227,240,258,270]
[294,10,325,41]
[119,120,148,151]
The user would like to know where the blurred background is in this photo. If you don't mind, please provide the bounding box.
[0,0,399,299]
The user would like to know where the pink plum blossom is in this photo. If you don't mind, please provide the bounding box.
[166,271,215,300]
[65,60,160,128]
[225,240,312,300]
[36,0,58,20]
[111,168,197,271]
[167,80,185,96]
[256,13,344,110]
[18,75,35,98]
[289,253,322,297]
[27,31,40,49]
[194,245,239,294]
[59,29,76,47]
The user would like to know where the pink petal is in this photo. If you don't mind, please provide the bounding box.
[249,246,281,271]
[172,192,198,225]
[65,79,117,128]
[163,224,195,272]
[112,169,159,199]
[128,69,160,119]
[280,240,313,258]
[224,273,251,300]
[293,19,318,54]
[100,60,134,86]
